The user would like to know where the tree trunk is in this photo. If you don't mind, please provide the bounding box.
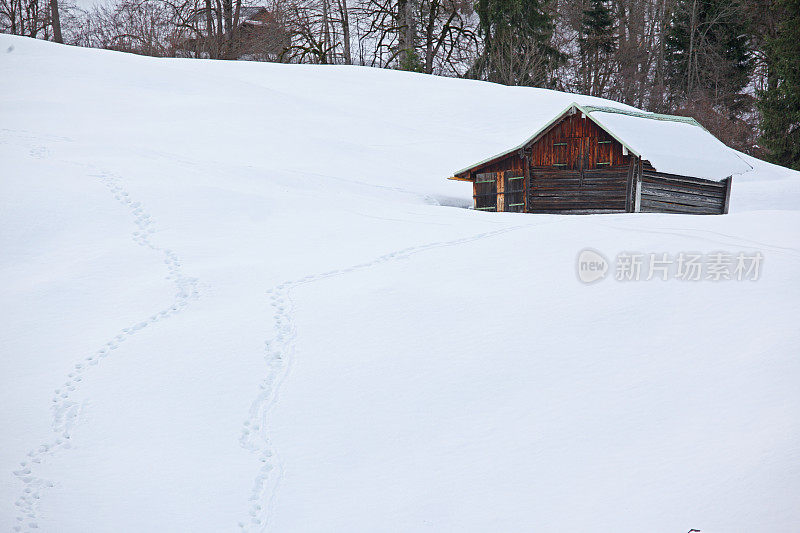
[214,0,224,58]
[687,0,697,99]
[49,0,62,43]
[322,0,330,64]
[222,0,233,34]
[203,0,216,57]
[338,0,351,64]
[228,0,242,59]
[423,0,440,73]
[396,0,415,67]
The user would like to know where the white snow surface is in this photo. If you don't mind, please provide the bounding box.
[2,35,800,533]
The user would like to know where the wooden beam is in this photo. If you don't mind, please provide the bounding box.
[723,176,733,214]
[523,153,531,213]
[634,157,642,212]
[472,176,477,210]
[625,157,636,212]
[642,169,729,187]
[496,171,505,212]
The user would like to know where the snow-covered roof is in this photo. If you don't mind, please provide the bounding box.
[455,102,752,181]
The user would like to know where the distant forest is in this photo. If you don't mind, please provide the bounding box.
[3,0,798,169]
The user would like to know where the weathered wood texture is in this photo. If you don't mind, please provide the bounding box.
[473,172,497,211]
[528,165,629,213]
[461,110,730,215]
[472,169,525,212]
[640,170,729,214]
[529,113,627,169]
[504,170,525,212]
[467,152,525,177]
[723,176,732,214]
[463,112,628,179]
[465,113,633,213]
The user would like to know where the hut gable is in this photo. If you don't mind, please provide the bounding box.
[526,111,628,169]
[452,103,745,215]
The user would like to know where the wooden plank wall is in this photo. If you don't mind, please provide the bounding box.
[465,112,627,177]
[466,114,632,213]
[528,165,629,213]
[530,113,627,169]
[524,113,631,212]
[469,153,524,176]
[464,112,730,215]
[640,170,729,214]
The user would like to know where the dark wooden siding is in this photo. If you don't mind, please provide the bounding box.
[525,112,632,213]
[475,153,524,174]
[473,172,498,211]
[471,168,526,212]
[462,109,729,215]
[466,113,634,213]
[529,113,628,169]
[528,164,630,213]
[640,170,729,214]
[504,170,525,212]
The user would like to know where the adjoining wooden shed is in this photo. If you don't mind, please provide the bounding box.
[451,102,751,214]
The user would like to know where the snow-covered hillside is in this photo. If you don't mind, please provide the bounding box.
[2,35,799,533]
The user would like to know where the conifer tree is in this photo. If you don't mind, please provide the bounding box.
[757,0,800,169]
[473,0,563,86]
[578,0,616,96]
[665,0,751,111]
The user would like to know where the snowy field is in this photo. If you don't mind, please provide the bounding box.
[1,35,799,532]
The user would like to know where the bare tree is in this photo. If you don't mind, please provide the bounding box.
[419,0,477,74]
[72,0,180,55]
[49,0,61,41]
[335,0,351,63]
[1,0,50,37]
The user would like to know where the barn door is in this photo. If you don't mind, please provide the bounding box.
[474,172,498,211]
[503,171,525,212]
[568,137,591,171]
[568,137,592,187]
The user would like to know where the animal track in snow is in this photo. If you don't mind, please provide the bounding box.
[238,223,532,532]
[12,165,199,531]
[28,146,49,159]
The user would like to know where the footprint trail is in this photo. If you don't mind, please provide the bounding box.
[238,223,534,531]
[12,169,199,531]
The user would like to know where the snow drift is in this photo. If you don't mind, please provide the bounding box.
[1,35,799,533]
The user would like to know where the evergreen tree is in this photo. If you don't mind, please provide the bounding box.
[578,0,616,96]
[757,0,800,169]
[665,0,751,111]
[473,0,563,86]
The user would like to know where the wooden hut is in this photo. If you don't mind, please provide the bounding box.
[450,103,750,214]
[177,6,289,60]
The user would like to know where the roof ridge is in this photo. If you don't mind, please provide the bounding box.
[580,105,705,129]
